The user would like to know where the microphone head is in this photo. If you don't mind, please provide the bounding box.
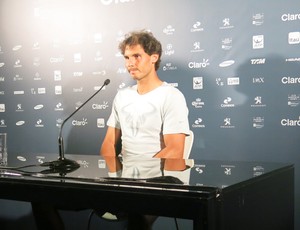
[104,79,110,85]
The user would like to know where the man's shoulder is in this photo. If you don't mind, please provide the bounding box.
[116,84,137,94]
[161,82,184,95]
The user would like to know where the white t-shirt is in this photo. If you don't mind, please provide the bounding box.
[107,82,190,161]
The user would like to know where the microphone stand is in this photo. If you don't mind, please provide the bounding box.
[42,79,110,173]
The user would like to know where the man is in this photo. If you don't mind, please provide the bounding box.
[100,30,190,229]
[101,30,190,177]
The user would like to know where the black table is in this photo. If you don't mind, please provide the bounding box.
[0,155,294,230]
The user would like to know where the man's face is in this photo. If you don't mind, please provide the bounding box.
[123,44,157,80]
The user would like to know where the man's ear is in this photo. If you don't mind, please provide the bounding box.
[151,54,159,64]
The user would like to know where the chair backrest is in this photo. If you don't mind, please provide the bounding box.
[183,130,194,159]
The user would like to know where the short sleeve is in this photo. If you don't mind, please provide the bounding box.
[162,87,190,135]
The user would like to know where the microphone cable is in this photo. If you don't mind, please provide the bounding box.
[0,164,43,175]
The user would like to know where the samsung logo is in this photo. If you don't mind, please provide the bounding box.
[34,104,44,110]
[219,60,235,67]
[12,45,22,51]
[16,121,25,126]
[17,156,27,162]
[14,91,25,95]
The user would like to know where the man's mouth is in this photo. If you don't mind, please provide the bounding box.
[129,68,138,74]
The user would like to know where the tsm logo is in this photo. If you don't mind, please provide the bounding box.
[251,58,265,64]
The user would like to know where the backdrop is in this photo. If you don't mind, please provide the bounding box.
[0,0,299,228]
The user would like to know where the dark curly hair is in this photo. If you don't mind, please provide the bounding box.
[119,30,162,70]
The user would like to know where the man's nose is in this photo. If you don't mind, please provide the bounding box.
[127,57,135,66]
[128,61,134,67]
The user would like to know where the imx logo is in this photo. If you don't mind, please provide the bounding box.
[253,77,264,84]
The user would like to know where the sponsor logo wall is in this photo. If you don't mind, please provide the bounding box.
[0,0,299,227]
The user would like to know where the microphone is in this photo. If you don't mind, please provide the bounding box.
[41,79,110,173]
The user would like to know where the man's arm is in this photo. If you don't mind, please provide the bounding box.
[154,133,187,171]
[100,126,122,173]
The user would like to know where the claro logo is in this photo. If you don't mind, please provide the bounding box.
[281,13,300,21]
[281,117,300,126]
[100,0,134,5]
[281,76,300,84]
[72,118,88,126]
[188,59,210,69]
[92,102,109,110]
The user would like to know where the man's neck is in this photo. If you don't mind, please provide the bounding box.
[137,74,163,95]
